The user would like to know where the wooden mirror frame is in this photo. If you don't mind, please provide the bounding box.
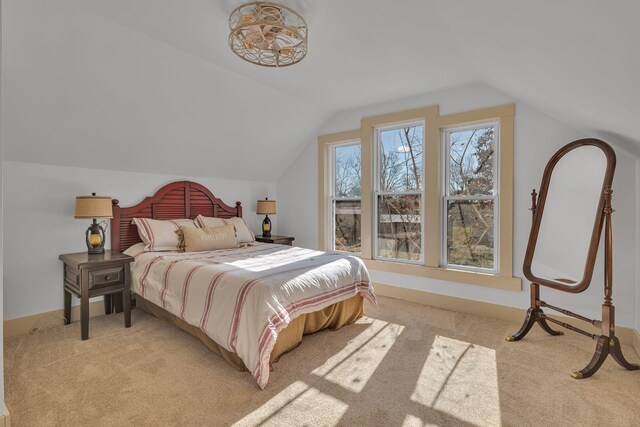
[522,138,616,293]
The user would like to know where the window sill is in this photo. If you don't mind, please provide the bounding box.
[362,258,522,291]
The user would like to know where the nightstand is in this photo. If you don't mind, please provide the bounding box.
[255,234,295,246]
[59,250,134,340]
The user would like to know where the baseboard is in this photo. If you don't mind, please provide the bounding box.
[374,283,637,347]
[3,301,106,339]
[633,329,640,358]
[2,403,11,427]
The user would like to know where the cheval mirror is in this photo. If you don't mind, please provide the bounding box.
[507,138,639,379]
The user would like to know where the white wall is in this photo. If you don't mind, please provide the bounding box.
[2,161,276,321]
[277,84,639,328]
[0,0,5,411]
[637,159,640,332]
[0,0,5,412]
[3,0,330,182]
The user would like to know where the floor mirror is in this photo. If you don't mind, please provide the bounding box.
[507,138,639,378]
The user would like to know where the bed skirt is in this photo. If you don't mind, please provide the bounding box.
[135,293,364,371]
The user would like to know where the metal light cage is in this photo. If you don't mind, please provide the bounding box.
[229,2,308,67]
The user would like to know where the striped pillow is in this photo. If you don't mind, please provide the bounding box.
[132,218,197,251]
[195,215,255,244]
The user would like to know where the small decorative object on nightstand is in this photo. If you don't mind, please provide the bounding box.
[255,234,294,246]
[256,197,277,237]
[59,250,133,340]
[74,193,113,254]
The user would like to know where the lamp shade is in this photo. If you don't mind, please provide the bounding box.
[74,195,113,219]
[256,199,277,215]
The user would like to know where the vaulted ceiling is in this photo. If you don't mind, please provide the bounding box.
[3,0,640,182]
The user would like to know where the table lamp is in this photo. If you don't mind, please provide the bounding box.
[75,193,113,254]
[256,198,277,237]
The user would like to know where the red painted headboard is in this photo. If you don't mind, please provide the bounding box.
[110,181,242,253]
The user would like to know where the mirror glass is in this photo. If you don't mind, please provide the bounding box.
[530,145,607,286]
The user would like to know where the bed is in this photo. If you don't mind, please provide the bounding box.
[111,181,376,388]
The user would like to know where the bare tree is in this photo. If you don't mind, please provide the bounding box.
[447,127,495,267]
[335,150,361,197]
[334,148,362,252]
[331,126,494,264]
[378,127,422,260]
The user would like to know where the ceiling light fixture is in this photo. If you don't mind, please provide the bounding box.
[228,2,308,67]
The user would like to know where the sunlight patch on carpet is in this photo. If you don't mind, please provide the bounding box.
[402,414,439,427]
[232,380,348,427]
[411,335,501,427]
[312,318,404,392]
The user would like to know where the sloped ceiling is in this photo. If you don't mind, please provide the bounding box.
[433,0,640,156]
[3,0,640,182]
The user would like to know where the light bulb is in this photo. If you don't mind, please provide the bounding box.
[88,232,103,247]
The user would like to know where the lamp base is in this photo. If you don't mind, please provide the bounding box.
[88,246,105,255]
[262,215,272,237]
[86,219,106,255]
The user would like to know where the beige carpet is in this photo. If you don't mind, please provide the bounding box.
[5,296,640,427]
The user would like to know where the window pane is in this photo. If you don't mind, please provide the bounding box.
[334,144,361,197]
[448,126,495,196]
[334,200,361,253]
[377,194,421,261]
[379,125,423,192]
[446,199,494,269]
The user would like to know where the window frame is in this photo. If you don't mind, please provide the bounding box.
[441,122,500,274]
[318,104,520,291]
[318,130,363,253]
[373,121,426,264]
[328,140,362,254]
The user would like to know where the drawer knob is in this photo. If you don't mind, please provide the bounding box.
[104,275,111,280]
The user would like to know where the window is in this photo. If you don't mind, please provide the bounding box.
[330,142,361,253]
[374,123,424,262]
[443,124,498,272]
[318,104,518,290]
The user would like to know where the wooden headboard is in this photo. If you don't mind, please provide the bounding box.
[110,181,242,253]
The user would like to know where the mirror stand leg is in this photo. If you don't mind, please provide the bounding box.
[572,336,609,379]
[507,284,563,341]
[506,307,536,341]
[609,337,640,371]
[536,313,564,336]
[572,334,638,379]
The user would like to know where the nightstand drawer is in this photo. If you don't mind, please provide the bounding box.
[89,267,124,289]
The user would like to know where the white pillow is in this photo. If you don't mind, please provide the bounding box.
[194,216,225,229]
[123,242,146,257]
[132,218,197,251]
[195,215,255,244]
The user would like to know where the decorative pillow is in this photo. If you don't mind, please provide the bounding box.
[181,225,238,252]
[195,215,255,244]
[132,218,197,251]
[123,242,146,257]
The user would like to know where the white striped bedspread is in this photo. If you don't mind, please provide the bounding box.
[130,242,376,389]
